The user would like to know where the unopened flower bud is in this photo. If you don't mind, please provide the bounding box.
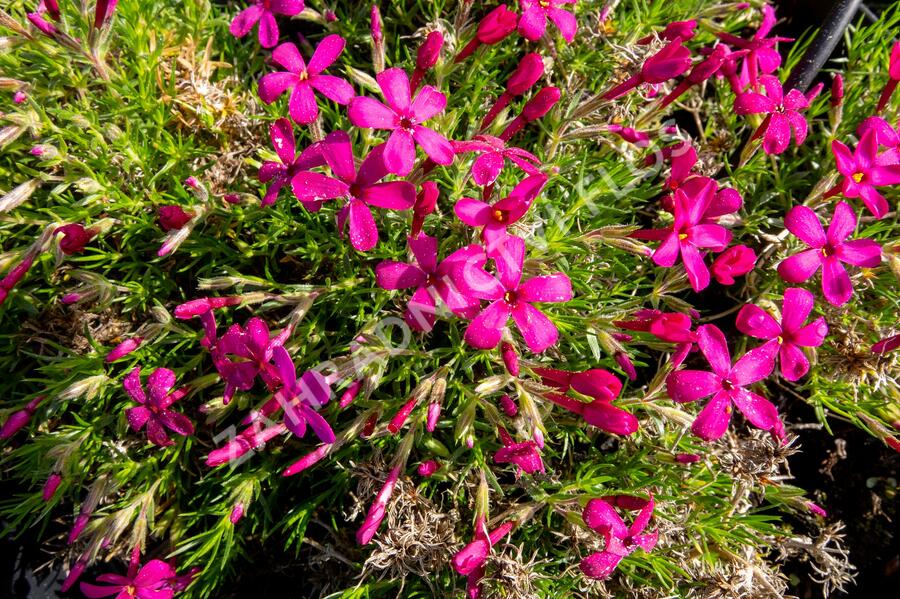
[13,90,27,103]
[831,74,843,107]
[499,394,517,417]
[522,86,561,121]
[105,337,142,363]
[68,512,90,545]
[416,31,444,71]
[339,379,362,408]
[356,465,401,545]
[388,396,419,434]
[501,342,519,377]
[806,501,827,517]
[42,472,62,501]
[426,401,441,432]
[56,224,96,255]
[229,503,244,524]
[615,352,637,381]
[60,559,87,593]
[283,443,333,476]
[158,205,194,231]
[417,460,439,477]
[675,453,700,464]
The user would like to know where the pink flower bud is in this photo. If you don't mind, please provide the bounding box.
[637,20,697,45]
[56,224,96,255]
[370,5,383,43]
[416,31,444,70]
[411,182,438,237]
[806,501,827,518]
[361,412,378,438]
[501,342,519,377]
[60,559,87,593]
[229,503,244,524]
[388,397,418,434]
[174,296,241,319]
[205,423,286,467]
[615,352,637,381]
[465,435,474,449]
[477,4,517,44]
[339,379,362,408]
[426,401,441,432]
[356,465,400,545]
[158,205,194,231]
[30,146,44,156]
[61,293,82,304]
[831,74,843,107]
[0,396,43,439]
[12,91,27,104]
[872,334,900,355]
[223,193,241,204]
[68,512,90,545]
[42,472,62,501]
[533,428,544,449]
[675,453,701,464]
[612,332,633,342]
[43,0,61,20]
[94,0,119,29]
[522,86,561,121]
[805,82,824,102]
[1,254,37,307]
[283,443,332,476]
[506,53,544,96]
[105,337,142,363]
[417,460,439,477]
[324,10,337,22]
[711,245,757,285]
[26,12,57,36]
[498,394,517,417]
[184,176,200,189]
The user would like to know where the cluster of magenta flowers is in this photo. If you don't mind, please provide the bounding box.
[4,1,900,596]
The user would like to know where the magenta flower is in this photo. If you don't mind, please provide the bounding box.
[105,337,143,363]
[214,317,287,400]
[717,4,792,90]
[615,309,697,367]
[734,75,809,155]
[517,0,577,43]
[872,334,900,355]
[124,367,194,447]
[229,0,304,49]
[736,288,828,381]
[292,130,416,251]
[536,367,638,435]
[272,346,334,443]
[711,245,757,285]
[348,68,454,176]
[452,135,542,187]
[494,426,544,476]
[258,37,355,124]
[831,129,900,219]
[94,0,119,28]
[602,40,692,100]
[259,118,325,206]
[454,174,547,254]
[777,202,882,306]
[658,44,744,109]
[666,324,781,441]
[452,518,515,597]
[580,495,657,580]
[158,205,194,231]
[455,4,519,62]
[461,236,572,353]
[0,395,44,439]
[80,558,175,599]
[375,233,486,331]
[356,464,401,545]
[649,180,734,292]
[56,224,96,255]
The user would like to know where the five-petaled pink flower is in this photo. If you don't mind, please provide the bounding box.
[736,288,829,381]
[460,235,572,353]
[831,128,900,219]
[375,233,486,331]
[258,37,355,124]
[666,324,782,441]
[711,245,757,285]
[292,130,416,251]
[517,0,578,43]
[348,67,454,176]
[734,75,809,155]
[452,135,542,187]
[259,118,325,206]
[272,346,335,443]
[124,367,194,447]
[214,317,288,401]
[580,495,657,580]
[649,180,733,292]
[230,0,304,49]
[777,202,882,306]
[535,367,638,435]
[454,174,547,256]
[80,555,176,599]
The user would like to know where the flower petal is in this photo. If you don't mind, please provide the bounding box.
[454,197,492,227]
[472,152,504,186]
[582,499,629,538]
[124,367,146,404]
[464,301,512,349]
[826,201,857,245]
[408,232,438,273]
[780,287,815,333]
[229,5,263,38]
[779,342,811,381]
[346,199,379,251]
[291,171,348,203]
[730,388,780,432]
[691,391,732,441]
[377,67,412,113]
[412,126,454,165]
[361,181,416,209]
[777,249,823,283]
[405,286,437,332]
[308,34,345,75]
[792,317,828,347]
[348,96,398,129]
[321,130,356,183]
[288,83,318,124]
[518,274,572,303]
[697,324,732,377]
[836,239,881,267]
[821,257,852,306]
[784,205,826,248]
[383,129,416,176]
[375,261,426,290]
[517,7,548,41]
[257,11,279,48]
[272,42,305,73]
[258,72,296,104]
[311,75,355,105]
[729,341,777,386]
[666,370,721,403]
[511,302,559,353]
[410,85,447,123]
[579,551,623,580]
[735,304,780,340]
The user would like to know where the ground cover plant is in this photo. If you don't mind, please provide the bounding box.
[1,0,899,597]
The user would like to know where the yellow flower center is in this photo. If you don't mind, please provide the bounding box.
[852,172,864,183]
